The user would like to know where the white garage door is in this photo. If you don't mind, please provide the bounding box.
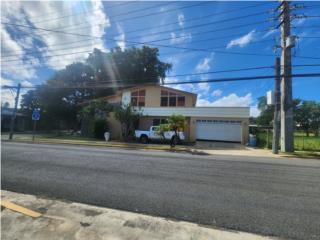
[196,120,242,142]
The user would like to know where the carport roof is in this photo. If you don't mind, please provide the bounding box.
[136,107,250,118]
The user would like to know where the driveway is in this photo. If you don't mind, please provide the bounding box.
[2,142,320,240]
[195,140,245,150]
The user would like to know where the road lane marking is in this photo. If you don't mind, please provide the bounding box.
[1,200,42,218]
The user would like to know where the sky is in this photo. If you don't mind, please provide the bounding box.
[1,0,320,116]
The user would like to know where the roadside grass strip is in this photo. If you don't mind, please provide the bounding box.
[1,200,42,218]
[5,138,189,152]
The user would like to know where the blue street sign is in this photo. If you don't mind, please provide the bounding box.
[32,108,40,121]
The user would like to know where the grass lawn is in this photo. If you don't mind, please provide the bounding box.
[1,132,101,142]
[256,131,320,152]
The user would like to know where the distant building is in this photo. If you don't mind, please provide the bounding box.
[1,108,27,132]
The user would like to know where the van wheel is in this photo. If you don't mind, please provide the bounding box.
[140,135,148,144]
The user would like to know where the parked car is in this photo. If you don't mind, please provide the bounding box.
[135,126,185,144]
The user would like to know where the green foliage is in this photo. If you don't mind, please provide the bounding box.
[256,130,320,151]
[87,47,172,86]
[93,119,108,139]
[79,99,112,119]
[79,99,112,137]
[295,100,320,136]
[20,47,171,132]
[256,96,301,127]
[114,104,141,141]
[156,114,187,143]
[256,96,274,126]
[167,114,187,132]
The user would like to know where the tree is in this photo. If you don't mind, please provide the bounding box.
[20,46,172,132]
[256,96,301,127]
[86,47,172,87]
[256,96,274,126]
[114,104,141,141]
[295,101,320,136]
[157,114,187,147]
[20,62,96,131]
[1,102,10,108]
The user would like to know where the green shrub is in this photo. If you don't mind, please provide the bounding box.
[93,119,108,139]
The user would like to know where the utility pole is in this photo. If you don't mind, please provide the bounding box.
[8,83,21,140]
[272,57,281,154]
[279,0,294,152]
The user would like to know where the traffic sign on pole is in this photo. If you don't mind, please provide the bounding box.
[32,108,40,121]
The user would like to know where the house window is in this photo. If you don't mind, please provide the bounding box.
[177,96,185,106]
[153,118,168,126]
[160,90,185,107]
[169,96,176,106]
[131,89,145,107]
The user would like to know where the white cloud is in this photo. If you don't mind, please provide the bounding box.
[262,29,278,39]
[227,30,256,49]
[1,0,110,72]
[1,89,16,107]
[178,14,185,27]
[195,56,213,72]
[115,23,126,51]
[196,93,252,107]
[1,77,34,107]
[250,105,261,117]
[1,27,37,79]
[170,32,192,44]
[21,80,33,87]
[1,77,14,86]
[212,89,222,97]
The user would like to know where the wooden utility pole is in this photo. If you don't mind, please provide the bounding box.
[8,83,21,140]
[272,57,281,154]
[279,0,294,152]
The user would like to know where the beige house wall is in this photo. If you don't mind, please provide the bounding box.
[111,114,249,144]
[106,85,197,107]
[108,112,122,140]
[103,86,249,144]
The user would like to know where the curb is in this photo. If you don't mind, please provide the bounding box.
[3,139,189,152]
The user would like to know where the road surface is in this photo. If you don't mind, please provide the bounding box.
[2,142,320,240]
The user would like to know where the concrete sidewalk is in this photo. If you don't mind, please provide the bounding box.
[1,191,279,240]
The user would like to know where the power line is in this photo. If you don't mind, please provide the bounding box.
[1,22,277,63]
[108,2,210,23]
[2,19,271,60]
[164,73,320,85]
[32,1,166,24]
[86,65,320,85]
[11,1,272,48]
[1,38,275,63]
[1,4,274,59]
[125,11,270,41]
[12,2,208,41]
[2,1,131,22]
[2,73,320,90]
[112,2,272,38]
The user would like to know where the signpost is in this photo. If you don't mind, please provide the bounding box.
[32,108,40,141]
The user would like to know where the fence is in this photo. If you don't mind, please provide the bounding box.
[252,127,320,152]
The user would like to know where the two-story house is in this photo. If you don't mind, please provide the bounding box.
[100,84,250,144]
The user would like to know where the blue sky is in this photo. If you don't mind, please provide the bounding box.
[1,0,320,116]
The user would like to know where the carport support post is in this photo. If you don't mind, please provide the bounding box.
[272,57,281,154]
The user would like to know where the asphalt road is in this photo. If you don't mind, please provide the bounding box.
[2,142,320,240]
